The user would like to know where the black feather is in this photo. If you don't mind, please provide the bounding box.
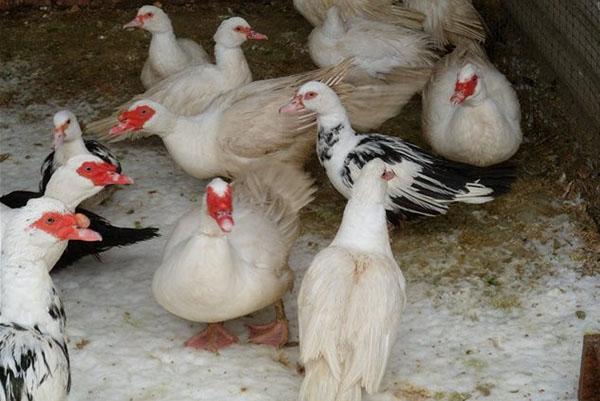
[39,139,121,193]
[0,191,160,270]
[339,134,516,218]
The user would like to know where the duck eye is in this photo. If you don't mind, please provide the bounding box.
[85,166,92,172]
[305,91,318,100]
[66,118,71,124]
[141,109,147,114]
[234,26,242,32]
[147,12,154,18]
[46,217,55,225]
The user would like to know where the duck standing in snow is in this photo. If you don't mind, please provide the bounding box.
[298,158,406,401]
[1,154,159,270]
[88,16,267,135]
[42,110,122,208]
[0,198,102,401]
[281,81,514,221]
[152,163,315,352]
[123,5,209,89]
[422,45,522,166]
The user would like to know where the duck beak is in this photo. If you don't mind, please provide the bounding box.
[382,169,396,181]
[61,214,102,242]
[450,91,466,105]
[279,94,304,114]
[123,16,144,29]
[52,123,67,149]
[109,172,134,185]
[53,132,64,149]
[217,213,234,233]
[247,30,268,40]
[110,112,136,136]
[69,228,103,242]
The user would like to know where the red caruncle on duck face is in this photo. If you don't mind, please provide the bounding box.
[206,181,234,233]
[110,105,156,136]
[451,74,478,105]
[76,161,133,186]
[279,90,318,114]
[31,211,102,242]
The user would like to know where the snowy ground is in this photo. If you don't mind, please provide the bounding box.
[1,6,599,401]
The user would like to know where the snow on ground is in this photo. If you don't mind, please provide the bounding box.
[1,70,599,401]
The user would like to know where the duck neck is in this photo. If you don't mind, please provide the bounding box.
[316,107,355,164]
[150,30,187,69]
[322,10,345,39]
[54,138,88,166]
[332,198,392,258]
[44,175,99,209]
[214,43,251,82]
[1,254,65,339]
[147,109,178,139]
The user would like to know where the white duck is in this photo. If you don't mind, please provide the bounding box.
[1,154,135,271]
[42,110,122,207]
[309,6,436,76]
[281,81,515,221]
[294,0,423,29]
[0,198,101,401]
[401,0,486,47]
[103,60,418,179]
[88,16,267,135]
[298,158,406,401]
[123,5,209,89]
[294,0,484,47]
[152,163,315,351]
[308,5,435,118]
[422,45,522,166]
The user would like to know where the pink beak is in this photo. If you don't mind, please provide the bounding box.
[279,94,304,114]
[63,214,102,242]
[123,16,144,29]
[53,123,67,149]
[108,172,134,185]
[216,212,234,233]
[450,91,466,105]
[382,169,396,181]
[247,30,268,40]
[71,228,103,242]
[109,121,135,136]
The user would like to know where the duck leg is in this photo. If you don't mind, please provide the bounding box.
[184,322,238,352]
[247,299,289,348]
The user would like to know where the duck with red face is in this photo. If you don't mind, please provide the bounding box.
[421,46,522,167]
[153,165,316,353]
[1,153,159,271]
[1,198,102,401]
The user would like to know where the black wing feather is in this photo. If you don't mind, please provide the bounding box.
[38,139,121,193]
[342,134,515,219]
[1,192,160,269]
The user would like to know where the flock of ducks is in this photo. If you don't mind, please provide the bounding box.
[0,1,524,401]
